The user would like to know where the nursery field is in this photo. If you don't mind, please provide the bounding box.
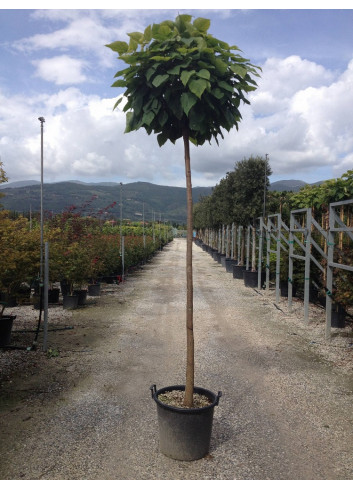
[0,238,352,480]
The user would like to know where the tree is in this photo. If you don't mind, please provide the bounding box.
[107,14,261,407]
[0,159,8,205]
[232,156,272,270]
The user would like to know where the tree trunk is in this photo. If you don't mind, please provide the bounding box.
[183,126,194,408]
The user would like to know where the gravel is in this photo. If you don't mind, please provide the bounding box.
[0,238,353,480]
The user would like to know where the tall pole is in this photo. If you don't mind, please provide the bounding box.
[263,154,268,220]
[119,182,123,254]
[38,117,45,282]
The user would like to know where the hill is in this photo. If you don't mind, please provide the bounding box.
[0,178,312,223]
[0,181,213,224]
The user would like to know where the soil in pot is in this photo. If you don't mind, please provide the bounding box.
[150,384,221,461]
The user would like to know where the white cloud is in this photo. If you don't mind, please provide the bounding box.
[32,56,88,85]
[2,53,353,188]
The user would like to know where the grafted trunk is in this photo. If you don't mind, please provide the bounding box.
[183,126,194,408]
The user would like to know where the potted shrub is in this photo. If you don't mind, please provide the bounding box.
[107,14,260,460]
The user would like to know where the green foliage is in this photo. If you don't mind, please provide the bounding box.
[107,14,261,146]
[193,155,271,228]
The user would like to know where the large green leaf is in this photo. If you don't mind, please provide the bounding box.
[189,79,209,99]
[193,17,210,33]
[142,110,155,126]
[181,92,198,116]
[152,74,169,87]
[144,25,152,42]
[218,80,233,92]
[230,64,248,78]
[197,69,211,80]
[106,41,128,55]
[128,31,144,44]
[180,70,196,86]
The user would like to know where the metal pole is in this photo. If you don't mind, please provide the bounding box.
[38,116,45,282]
[119,182,123,254]
[42,242,49,352]
[263,154,268,220]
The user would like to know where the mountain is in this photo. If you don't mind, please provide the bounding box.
[0,181,213,224]
[0,178,315,223]
[269,179,308,192]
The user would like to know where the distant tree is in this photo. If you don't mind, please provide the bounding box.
[107,14,261,406]
[0,159,8,205]
[232,156,272,270]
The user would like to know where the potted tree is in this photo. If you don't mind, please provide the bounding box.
[107,14,260,460]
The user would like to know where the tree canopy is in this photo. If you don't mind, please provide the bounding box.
[106,14,261,147]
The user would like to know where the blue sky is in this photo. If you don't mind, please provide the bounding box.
[1,3,353,188]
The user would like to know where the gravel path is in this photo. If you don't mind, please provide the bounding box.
[1,238,353,480]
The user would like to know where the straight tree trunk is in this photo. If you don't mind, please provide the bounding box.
[183,126,194,408]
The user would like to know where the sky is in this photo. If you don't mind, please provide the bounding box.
[1,2,353,188]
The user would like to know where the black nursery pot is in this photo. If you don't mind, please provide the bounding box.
[150,384,222,461]
[243,270,265,288]
[233,264,246,279]
[0,315,16,347]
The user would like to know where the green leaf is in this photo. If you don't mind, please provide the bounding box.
[193,17,210,33]
[167,65,181,75]
[230,64,248,78]
[111,79,127,88]
[197,69,211,80]
[150,55,171,62]
[128,38,138,52]
[157,132,169,147]
[144,25,152,42]
[180,70,196,86]
[124,112,134,133]
[213,88,224,99]
[181,92,198,116]
[218,80,233,92]
[128,31,144,44]
[113,97,123,110]
[189,78,208,99]
[152,74,169,87]
[142,110,155,126]
[158,110,168,126]
[106,41,128,55]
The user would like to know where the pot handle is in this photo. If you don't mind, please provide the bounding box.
[150,384,157,398]
[215,391,222,405]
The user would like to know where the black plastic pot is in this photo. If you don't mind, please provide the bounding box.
[243,270,265,288]
[88,283,101,296]
[150,384,222,461]
[73,289,88,306]
[212,251,220,261]
[331,304,346,328]
[280,281,297,298]
[0,315,16,347]
[233,264,246,279]
[63,294,79,310]
[48,288,60,304]
[225,259,237,273]
[217,253,225,264]
[220,255,227,267]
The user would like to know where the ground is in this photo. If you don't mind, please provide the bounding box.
[0,238,352,480]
